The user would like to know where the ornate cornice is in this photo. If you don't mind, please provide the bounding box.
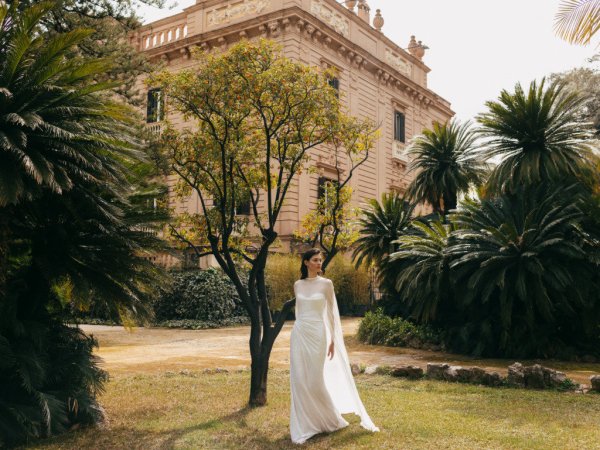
[136,6,453,116]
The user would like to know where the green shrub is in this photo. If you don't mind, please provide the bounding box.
[324,254,371,315]
[265,252,372,315]
[357,309,443,350]
[152,268,248,323]
[155,317,250,329]
[265,253,299,311]
[0,317,107,447]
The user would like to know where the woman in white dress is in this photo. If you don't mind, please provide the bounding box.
[289,248,380,444]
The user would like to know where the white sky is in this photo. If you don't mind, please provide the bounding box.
[138,0,598,121]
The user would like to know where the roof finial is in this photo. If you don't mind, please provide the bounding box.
[373,9,384,31]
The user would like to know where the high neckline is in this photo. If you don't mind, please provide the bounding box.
[304,275,320,280]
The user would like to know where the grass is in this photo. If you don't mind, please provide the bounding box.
[28,369,600,450]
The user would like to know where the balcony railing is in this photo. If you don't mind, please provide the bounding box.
[392,140,409,163]
[141,19,188,51]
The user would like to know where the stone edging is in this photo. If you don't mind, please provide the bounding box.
[351,362,600,394]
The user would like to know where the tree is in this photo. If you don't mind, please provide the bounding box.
[555,0,600,45]
[0,2,166,444]
[478,79,595,194]
[351,191,414,277]
[153,39,376,406]
[8,0,167,105]
[385,186,600,358]
[406,120,487,217]
[294,115,378,270]
[550,67,600,135]
[386,220,453,324]
[448,186,599,357]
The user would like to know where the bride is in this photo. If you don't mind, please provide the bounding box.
[289,248,380,444]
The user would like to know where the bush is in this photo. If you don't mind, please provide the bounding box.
[154,317,250,329]
[357,309,443,350]
[325,254,371,315]
[152,268,248,323]
[265,253,299,311]
[0,318,107,447]
[265,252,372,316]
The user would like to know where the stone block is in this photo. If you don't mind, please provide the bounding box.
[350,363,362,376]
[507,362,525,386]
[391,365,424,379]
[481,371,503,387]
[591,375,600,392]
[364,365,379,375]
[426,363,449,380]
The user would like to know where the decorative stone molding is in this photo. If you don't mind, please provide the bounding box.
[385,48,411,77]
[179,47,190,60]
[207,0,270,28]
[268,20,280,36]
[137,8,448,116]
[310,0,350,37]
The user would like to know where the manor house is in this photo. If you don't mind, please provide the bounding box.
[132,0,454,266]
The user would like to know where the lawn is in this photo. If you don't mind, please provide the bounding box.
[28,369,600,450]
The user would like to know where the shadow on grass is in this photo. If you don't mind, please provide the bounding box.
[29,405,375,449]
[29,406,254,449]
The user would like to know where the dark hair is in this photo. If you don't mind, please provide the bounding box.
[300,248,322,279]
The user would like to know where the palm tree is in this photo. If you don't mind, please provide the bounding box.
[478,79,593,194]
[0,2,141,207]
[352,191,414,273]
[448,186,599,357]
[385,220,454,324]
[0,2,167,445]
[406,120,487,217]
[555,0,600,45]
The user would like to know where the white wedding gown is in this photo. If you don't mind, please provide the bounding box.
[289,275,379,444]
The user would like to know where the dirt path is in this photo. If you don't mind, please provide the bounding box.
[82,318,600,385]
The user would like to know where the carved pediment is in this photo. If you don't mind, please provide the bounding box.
[310,0,350,37]
[207,0,270,27]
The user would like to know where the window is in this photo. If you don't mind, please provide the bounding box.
[328,77,340,96]
[236,198,251,215]
[394,111,405,143]
[146,88,164,123]
[318,176,338,205]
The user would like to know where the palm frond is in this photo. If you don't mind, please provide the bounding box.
[555,0,600,45]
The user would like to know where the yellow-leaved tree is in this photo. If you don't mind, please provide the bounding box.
[151,39,377,407]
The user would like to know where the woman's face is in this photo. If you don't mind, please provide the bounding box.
[305,254,322,274]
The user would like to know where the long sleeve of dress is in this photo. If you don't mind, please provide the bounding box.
[325,280,336,345]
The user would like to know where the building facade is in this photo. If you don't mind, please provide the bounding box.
[132,0,454,265]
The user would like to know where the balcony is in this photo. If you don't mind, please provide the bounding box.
[146,123,162,135]
[140,19,188,51]
[391,140,409,163]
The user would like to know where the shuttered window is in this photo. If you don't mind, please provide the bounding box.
[394,111,405,143]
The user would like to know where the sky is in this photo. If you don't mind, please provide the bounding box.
[138,0,598,121]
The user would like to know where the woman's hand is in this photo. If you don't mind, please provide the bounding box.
[327,341,335,360]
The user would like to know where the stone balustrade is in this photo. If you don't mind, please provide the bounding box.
[140,19,188,51]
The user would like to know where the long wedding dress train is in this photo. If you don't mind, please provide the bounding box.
[289,276,379,444]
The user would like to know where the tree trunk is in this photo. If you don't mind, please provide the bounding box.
[443,192,457,216]
[247,296,296,407]
[249,353,269,406]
